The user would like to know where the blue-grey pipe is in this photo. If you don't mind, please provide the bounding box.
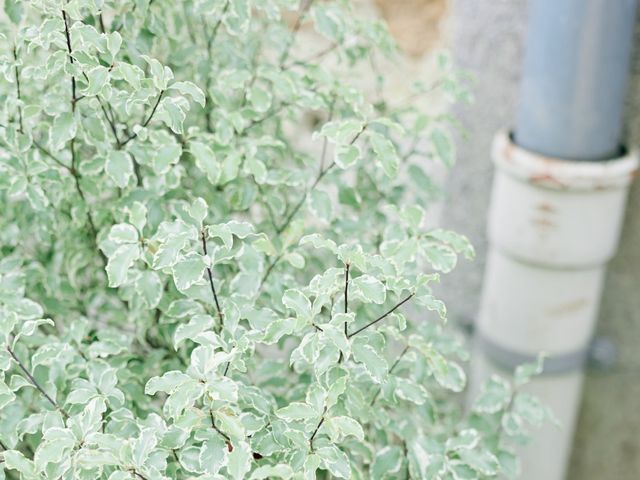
[514,0,638,161]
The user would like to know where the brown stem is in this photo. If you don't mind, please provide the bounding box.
[98,99,122,145]
[347,293,414,338]
[276,124,365,235]
[308,406,326,451]
[283,43,338,70]
[200,230,224,327]
[62,10,77,111]
[209,410,231,443]
[279,0,316,68]
[369,345,410,405]
[344,263,350,318]
[259,125,365,289]
[7,346,68,418]
[12,46,23,133]
[120,90,165,146]
[131,470,148,480]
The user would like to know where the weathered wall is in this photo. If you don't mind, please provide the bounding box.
[373,0,640,478]
[428,1,640,478]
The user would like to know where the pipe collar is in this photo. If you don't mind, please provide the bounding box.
[489,130,638,268]
[493,131,638,191]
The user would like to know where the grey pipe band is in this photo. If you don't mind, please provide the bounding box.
[477,334,588,375]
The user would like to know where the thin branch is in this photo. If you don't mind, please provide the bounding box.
[7,346,68,418]
[62,10,77,111]
[343,263,350,331]
[12,46,23,133]
[32,139,71,172]
[201,230,224,328]
[202,1,229,132]
[98,13,106,34]
[244,102,290,131]
[370,345,410,405]
[347,293,414,338]
[284,43,338,70]
[308,406,326,451]
[276,125,365,235]
[318,98,335,174]
[259,252,283,289]
[279,0,316,68]
[120,90,165,146]
[98,99,121,145]
[259,125,365,289]
[209,410,232,444]
[131,470,148,480]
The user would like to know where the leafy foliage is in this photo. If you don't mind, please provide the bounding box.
[0,1,547,479]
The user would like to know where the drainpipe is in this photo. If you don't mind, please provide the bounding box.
[469,1,638,479]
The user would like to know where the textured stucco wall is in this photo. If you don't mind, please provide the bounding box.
[439,1,640,478]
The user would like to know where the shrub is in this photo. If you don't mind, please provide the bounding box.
[0,1,547,479]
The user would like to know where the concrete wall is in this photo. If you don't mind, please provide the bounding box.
[434,1,640,478]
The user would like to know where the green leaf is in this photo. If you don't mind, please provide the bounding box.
[190,141,220,184]
[369,132,399,178]
[326,415,364,442]
[108,224,139,244]
[308,189,332,222]
[50,112,77,151]
[174,314,215,347]
[321,119,363,144]
[85,66,109,96]
[371,446,403,480]
[248,85,272,113]
[350,275,386,304]
[473,375,512,414]
[135,270,163,308]
[250,464,294,479]
[4,0,23,24]
[334,144,360,169]
[105,244,140,287]
[424,243,457,273]
[514,354,545,387]
[172,252,206,291]
[3,450,37,477]
[200,435,227,475]
[431,128,455,167]
[170,81,206,107]
[316,445,351,479]
[105,150,134,188]
[145,371,192,395]
[275,402,318,422]
[282,289,312,320]
[394,377,429,405]
[227,441,252,480]
[352,343,387,384]
[457,448,500,476]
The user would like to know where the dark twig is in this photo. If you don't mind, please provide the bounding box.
[259,125,365,289]
[276,125,365,235]
[308,406,326,451]
[283,43,338,70]
[347,293,414,338]
[120,90,165,146]
[201,230,224,328]
[7,346,68,418]
[279,0,316,68]
[209,410,232,444]
[370,345,410,405]
[12,46,23,133]
[62,10,77,112]
[343,263,350,332]
[131,470,148,480]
